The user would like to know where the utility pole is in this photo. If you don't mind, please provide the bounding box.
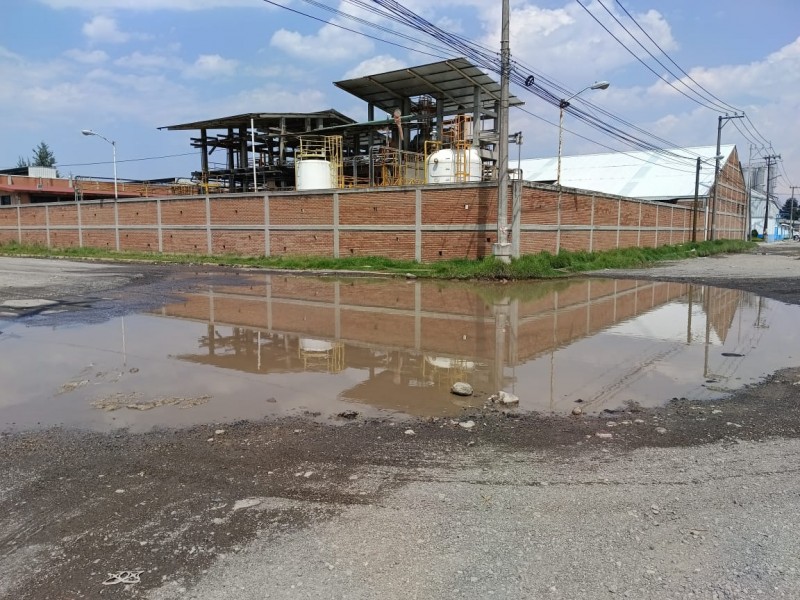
[494,0,511,263]
[692,157,701,243]
[791,185,798,239]
[763,154,781,241]
[710,114,743,240]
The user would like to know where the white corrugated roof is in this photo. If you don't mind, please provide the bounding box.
[520,145,736,200]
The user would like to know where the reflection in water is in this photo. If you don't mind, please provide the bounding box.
[1,274,794,431]
[157,275,777,416]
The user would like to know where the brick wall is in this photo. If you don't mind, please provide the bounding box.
[0,181,746,261]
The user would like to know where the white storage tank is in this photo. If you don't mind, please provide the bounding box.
[426,148,483,184]
[296,159,334,190]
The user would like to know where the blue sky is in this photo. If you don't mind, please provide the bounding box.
[2,0,799,196]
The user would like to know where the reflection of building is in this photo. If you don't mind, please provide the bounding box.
[157,275,749,415]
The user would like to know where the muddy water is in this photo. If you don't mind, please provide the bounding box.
[1,275,797,431]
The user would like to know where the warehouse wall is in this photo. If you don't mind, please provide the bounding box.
[0,181,746,260]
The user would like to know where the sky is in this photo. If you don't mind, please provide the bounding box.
[2,0,799,197]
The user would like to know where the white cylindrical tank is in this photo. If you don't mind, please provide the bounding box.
[296,159,333,190]
[426,148,483,184]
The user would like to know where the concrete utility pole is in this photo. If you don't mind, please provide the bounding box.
[692,157,701,243]
[493,0,511,263]
[710,114,743,240]
[763,154,781,241]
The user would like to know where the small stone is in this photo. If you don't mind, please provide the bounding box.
[451,382,474,396]
[495,390,519,406]
[712,409,723,414]
[303,471,313,478]
[571,407,583,416]
[726,422,742,428]
[115,489,125,494]
[405,273,417,279]
[214,429,225,435]
[607,421,617,428]
[348,474,358,480]
[459,420,476,429]
[404,429,416,436]
[596,432,613,439]
[655,427,668,435]
[634,419,645,424]
[337,410,359,420]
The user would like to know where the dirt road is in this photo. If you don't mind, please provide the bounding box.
[2,243,800,599]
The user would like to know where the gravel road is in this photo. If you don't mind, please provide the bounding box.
[2,243,800,600]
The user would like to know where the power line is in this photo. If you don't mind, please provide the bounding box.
[60,152,199,167]
[613,0,741,114]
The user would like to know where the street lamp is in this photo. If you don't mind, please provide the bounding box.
[557,81,610,186]
[81,129,117,200]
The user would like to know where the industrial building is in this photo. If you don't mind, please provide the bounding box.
[159,58,523,193]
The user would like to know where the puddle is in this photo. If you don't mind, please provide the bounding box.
[0,275,797,431]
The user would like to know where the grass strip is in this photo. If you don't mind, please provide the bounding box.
[0,239,756,280]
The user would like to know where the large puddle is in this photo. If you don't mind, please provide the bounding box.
[1,275,797,431]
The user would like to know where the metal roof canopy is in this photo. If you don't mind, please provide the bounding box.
[334,58,524,115]
[519,145,738,201]
[159,109,355,132]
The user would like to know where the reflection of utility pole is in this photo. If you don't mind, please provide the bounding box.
[754,296,769,329]
[493,298,510,392]
[687,285,694,344]
[703,287,711,378]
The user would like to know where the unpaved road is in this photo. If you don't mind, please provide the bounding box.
[2,243,800,600]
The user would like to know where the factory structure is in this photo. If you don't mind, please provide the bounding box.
[159,58,523,193]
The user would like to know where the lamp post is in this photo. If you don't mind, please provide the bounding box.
[81,129,117,200]
[557,81,609,186]
[709,114,742,240]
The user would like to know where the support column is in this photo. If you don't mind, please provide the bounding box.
[157,198,163,252]
[333,192,340,258]
[415,188,422,262]
[264,193,270,257]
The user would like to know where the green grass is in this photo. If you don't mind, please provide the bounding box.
[0,239,756,280]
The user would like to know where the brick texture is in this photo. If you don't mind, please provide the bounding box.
[0,181,745,261]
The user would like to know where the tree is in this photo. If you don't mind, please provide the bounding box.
[30,141,57,168]
[16,141,58,176]
[779,198,799,220]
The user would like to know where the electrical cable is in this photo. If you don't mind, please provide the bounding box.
[59,152,200,167]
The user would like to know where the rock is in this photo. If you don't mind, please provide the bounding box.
[214,429,225,435]
[404,429,416,436]
[571,407,583,416]
[655,427,668,434]
[493,390,519,406]
[607,421,617,427]
[595,432,613,439]
[451,382,474,396]
[405,273,417,279]
[337,410,359,420]
[459,420,476,429]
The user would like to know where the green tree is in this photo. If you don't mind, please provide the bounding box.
[17,142,59,176]
[30,141,57,168]
[779,198,799,220]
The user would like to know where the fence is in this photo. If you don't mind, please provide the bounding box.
[0,181,745,261]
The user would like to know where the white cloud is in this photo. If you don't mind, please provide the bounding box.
[221,85,328,115]
[343,55,408,80]
[82,16,130,44]
[115,51,181,71]
[64,49,109,64]
[270,23,373,62]
[40,0,263,9]
[182,54,238,79]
